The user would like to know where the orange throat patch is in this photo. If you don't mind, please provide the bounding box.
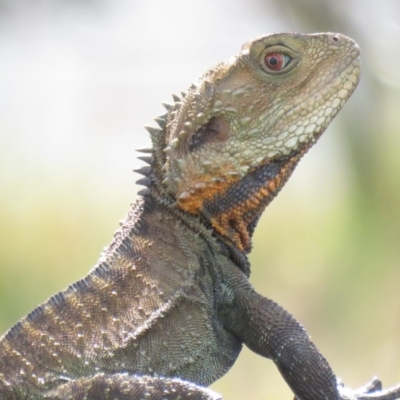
[175,153,303,253]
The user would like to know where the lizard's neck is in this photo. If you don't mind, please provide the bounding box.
[196,153,303,253]
[136,125,305,263]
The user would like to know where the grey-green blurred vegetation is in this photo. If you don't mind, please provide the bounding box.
[0,0,399,398]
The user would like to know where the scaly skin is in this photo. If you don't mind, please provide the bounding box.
[0,32,399,400]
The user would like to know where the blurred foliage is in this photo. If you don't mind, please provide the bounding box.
[0,1,400,399]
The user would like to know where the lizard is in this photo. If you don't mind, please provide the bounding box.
[1,31,400,400]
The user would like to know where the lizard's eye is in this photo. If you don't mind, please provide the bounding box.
[263,52,292,72]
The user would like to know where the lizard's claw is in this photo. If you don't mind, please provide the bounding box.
[338,377,400,400]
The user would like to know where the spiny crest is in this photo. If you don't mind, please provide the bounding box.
[134,156,152,188]
[135,92,185,198]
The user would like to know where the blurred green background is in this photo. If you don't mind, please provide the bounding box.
[0,0,399,398]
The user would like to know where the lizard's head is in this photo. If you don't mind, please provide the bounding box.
[142,32,361,252]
